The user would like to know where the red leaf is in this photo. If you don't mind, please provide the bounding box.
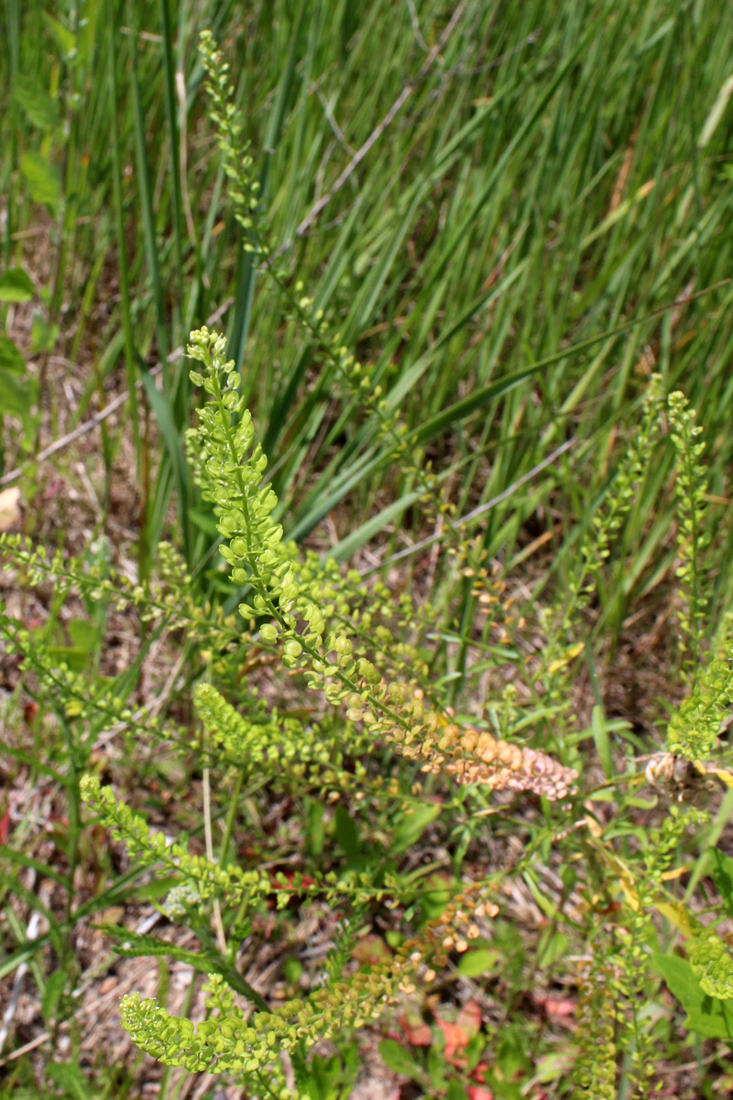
[533,994,576,1020]
[456,1000,482,1038]
[467,1088,493,1100]
[472,1063,489,1083]
[434,1000,483,1063]
[434,1017,469,1062]
[0,808,9,844]
[398,1014,432,1047]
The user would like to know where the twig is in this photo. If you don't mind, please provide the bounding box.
[0,298,234,489]
[286,0,467,245]
[315,87,355,155]
[405,0,428,52]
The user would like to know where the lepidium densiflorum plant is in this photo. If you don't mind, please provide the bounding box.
[184,326,577,801]
[79,326,578,1096]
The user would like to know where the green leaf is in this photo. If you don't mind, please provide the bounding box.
[309,1052,343,1100]
[0,336,26,375]
[591,704,614,779]
[390,802,442,855]
[283,957,303,985]
[698,73,733,149]
[0,268,35,303]
[68,619,101,653]
[418,872,454,923]
[329,489,422,564]
[45,644,91,673]
[652,953,733,1039]
[427,1044,447,1091]
[95,925,265,1007]
[31,313,59,353]
[0,844,70,887]
[43,12,77,58]
[334,805,360,858]
[47,1060,91,1100]
[0,367,38,419]
[41,969,67,1023]
[378,1039,423,1082]
[21,151,62,208]
[457,947,499,978]
[711,848,733,921]
[305,799,325,858]
[12,73,59,130]
[537,930,569,967]
[446,1082,469,1100]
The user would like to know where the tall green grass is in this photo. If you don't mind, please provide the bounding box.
[2,0,733,622]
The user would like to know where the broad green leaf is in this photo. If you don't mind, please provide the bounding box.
[653,953,733,1040]
[334,805,360,858]
[446,1082,469,1100]
[21,151,62,208]
[45,645,91,673]
[0,368,37,419]
[390,802,442,855]
[0,336,26,375]
[457,947,499,978]
[31,313,59,353]
[12,73,59,129]
[0,268,35,303]
[68,619,101,653]
[427,1043,447,1091]
[43,12,77,58]
[378,1040,423,1082]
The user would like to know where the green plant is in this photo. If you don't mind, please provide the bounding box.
[74,324,579,1096]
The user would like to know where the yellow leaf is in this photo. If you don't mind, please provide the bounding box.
[614,882,637,910]
[654,900,701,938]
[660,865,691,881]
[586,834,638,908]
[709,768,733,788]
[548,644,585,674]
